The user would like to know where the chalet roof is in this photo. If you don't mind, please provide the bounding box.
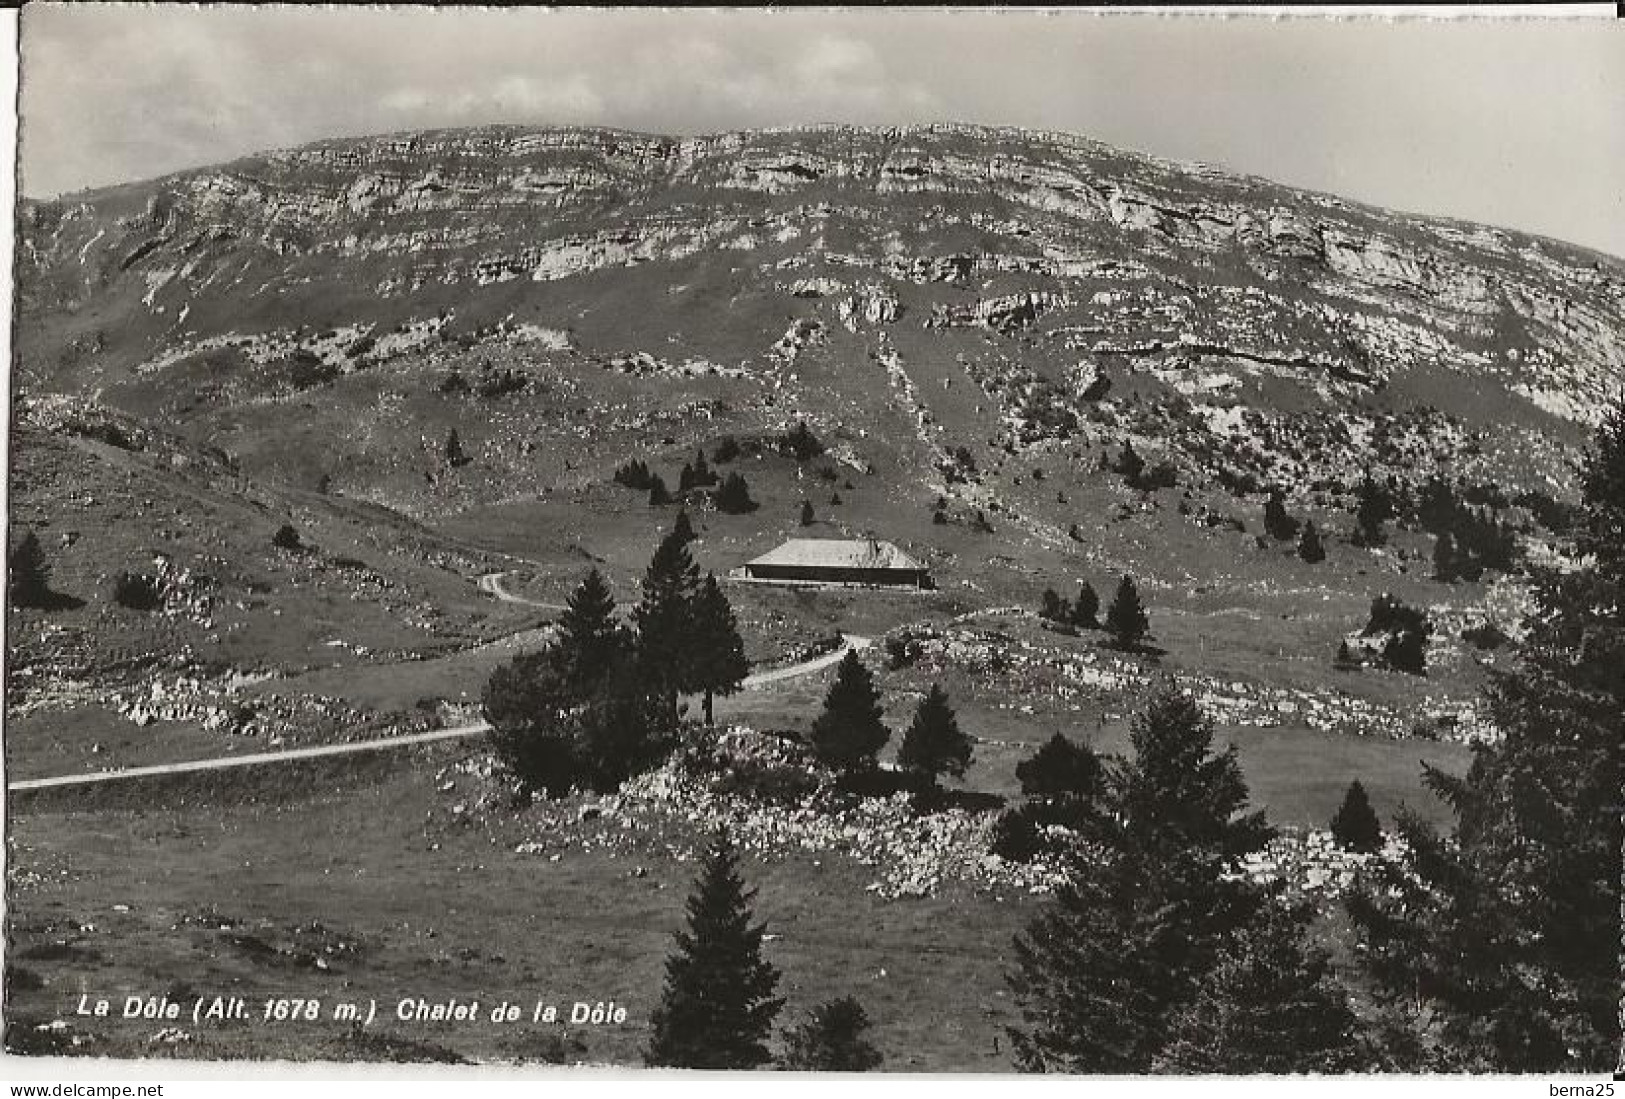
[746,538,926,572]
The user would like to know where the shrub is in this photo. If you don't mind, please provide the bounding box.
[1016,732,1104,799]
[1129,462,1179,492]
[287,350,338,390]
[475,368,525,399]
[112,571,163,612]
[713,436,742,464]
[991,807,1043,862]
[1461,621,1510,650]
[271,523,303,551]
[779,421,824,462]
[884,632,922,670]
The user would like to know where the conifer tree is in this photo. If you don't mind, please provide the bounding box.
[557,568,622,696]
[648,473,671,506]
[1433,533,1460,582]
[1152,901,1367,1073]
[1263,488,1299,541]
[780,996,883,1072]
[1347,401,1625,1071]
[799,500,815,526]
[1113,688,1274,861]
[633,529,702,718]
[809,649,889,770]
[573,647,673,792]
[690,448,715,487]
[1333,639,1360,670]
[1015,732,1104,801]
[690,572,749,726]
[781,420,824,461]
[1070,581,1100,629]
[1105,574,1150,650]
[1329,780,1384,852]
[897,683,973,783]
[1008,687,1279,1073]
[715,471,758,514]
[646,831,784,1069]
[1297,520,1327,564]
[8,530,51,608]
[671,508,697,545]
[1114,440,1145,483]
[444,428,468,468]
[1352,471,1391,546]
[1039,587,1068,623]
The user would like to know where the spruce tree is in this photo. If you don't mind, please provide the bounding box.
[799,500,815,526]
[690,572,749,726]
[1008,688,1280,1072]
[671,508,697,545]
[1333,639,1359,670]
[897,683,973,783]
[1114,440,1145,483]
[1263,489,1299,541]
[1347,401,1625,1071]
[690,448,715,487]
[1152,900,1367,1073]
[1070,581,1100,629]
[557,568,622,696]
[715,471,758,514]
[646,831,784,1069]
[1112,688,1274,862]
[573,648,673,792]
[633,528,702,718]
[444,428,468,468]
[1329,779,1384,852]
[1105,575,1150,650]
[1015,732,1104,800]
[781,420,823,461]
[780,996,883,1072]
[809,649,889,771]
[1297,520,1327,564]
[1039,587,1068,623]
[1433,533,1460,582]
[1352,471,1391,546]
[8,530,51,608]
[648,473,671,506]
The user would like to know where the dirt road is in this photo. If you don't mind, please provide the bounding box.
[8,636,872,793]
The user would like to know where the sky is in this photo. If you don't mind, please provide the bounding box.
[18,5,1625,258]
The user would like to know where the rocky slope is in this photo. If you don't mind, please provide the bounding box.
[10,123,1623,768]
[19,123,1622,445]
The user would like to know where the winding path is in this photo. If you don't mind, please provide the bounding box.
[7,636,871,793]
[477,571,567,611]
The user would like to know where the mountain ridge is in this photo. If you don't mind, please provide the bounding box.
[22,121,1625,267]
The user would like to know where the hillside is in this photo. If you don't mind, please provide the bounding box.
[6,123,1621,1066]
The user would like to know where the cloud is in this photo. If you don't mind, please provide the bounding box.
[14,5,1625,257]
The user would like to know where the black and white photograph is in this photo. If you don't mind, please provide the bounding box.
[3,2,1622,1081]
